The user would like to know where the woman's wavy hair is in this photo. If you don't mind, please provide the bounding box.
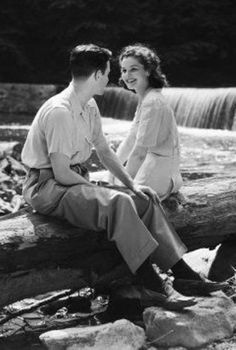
[118,43,168,89]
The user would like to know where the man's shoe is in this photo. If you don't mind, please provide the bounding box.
[161,279,198,310]
[141,279,197,311]
[173,278,228,296]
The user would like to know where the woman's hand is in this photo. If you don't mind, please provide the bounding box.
[132,184,160,205]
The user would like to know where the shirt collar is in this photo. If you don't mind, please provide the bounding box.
[61,82,92,121]
[66,82,83,116]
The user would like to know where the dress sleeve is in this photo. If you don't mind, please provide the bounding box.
[136,99,165,148]
[43,107,74,158]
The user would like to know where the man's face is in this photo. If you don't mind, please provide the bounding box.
[96,61,110,95]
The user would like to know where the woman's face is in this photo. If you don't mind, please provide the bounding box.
[120,56,150,96]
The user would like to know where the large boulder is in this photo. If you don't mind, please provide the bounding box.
[40,319,145,350]
[143,291,236,349]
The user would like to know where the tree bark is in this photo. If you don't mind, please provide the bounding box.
[168,175,236,250]
[0,207,129,308]
[0,175,236,308]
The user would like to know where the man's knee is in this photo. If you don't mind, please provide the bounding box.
[131,194,151,216]
[107,191,136,214]
[111,190,152,217]
[112,190,133,204]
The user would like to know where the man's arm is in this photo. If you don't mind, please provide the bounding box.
[50,153,93,186]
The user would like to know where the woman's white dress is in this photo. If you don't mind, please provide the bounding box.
[125,88,183,199]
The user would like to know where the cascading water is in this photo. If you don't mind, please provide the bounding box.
[163,88,236,130]
[96,87,236,130]
[95,87,138,120]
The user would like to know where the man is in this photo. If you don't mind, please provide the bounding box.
[21,44,224,310]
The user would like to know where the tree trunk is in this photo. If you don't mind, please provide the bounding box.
[0,175,236,308]
[168,175,236,250]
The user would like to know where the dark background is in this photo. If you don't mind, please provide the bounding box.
[0,0,235,87]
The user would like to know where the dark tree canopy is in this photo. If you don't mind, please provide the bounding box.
[0,0,235,86]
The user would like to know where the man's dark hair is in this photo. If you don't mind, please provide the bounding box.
[70,44,112,79]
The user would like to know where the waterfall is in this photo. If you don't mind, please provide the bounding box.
[96,87,236,130]
[95,87,138,120]
[163,88,236,130]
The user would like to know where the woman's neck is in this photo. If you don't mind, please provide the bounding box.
[137,86,152,103]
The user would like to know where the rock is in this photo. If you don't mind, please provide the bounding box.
[40,319,145,350]
[143,292,236,349]
[0,141,19,159]
[208,241,236,282]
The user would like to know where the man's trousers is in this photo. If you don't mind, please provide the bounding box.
[23,168,186,274]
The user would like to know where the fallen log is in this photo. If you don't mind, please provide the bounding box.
[0,207,129,308]
[0,175,236,308]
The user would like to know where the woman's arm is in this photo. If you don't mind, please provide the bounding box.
[96,141,159,203]
[108,117,137,184]
[125,97,163,178]
[116,130,136,165]
[108,132,137,184]
[125,143,147,178]
[96,142,135,190]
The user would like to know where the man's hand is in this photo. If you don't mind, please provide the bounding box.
[132,184,160,205]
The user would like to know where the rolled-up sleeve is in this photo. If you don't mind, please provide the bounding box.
[136,100,165,148]
[44,107,73,158]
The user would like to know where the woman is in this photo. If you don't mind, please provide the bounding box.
[111,44,182,200]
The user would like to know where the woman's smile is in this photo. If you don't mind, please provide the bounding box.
[126,78,137,85]
[120,56,149,95]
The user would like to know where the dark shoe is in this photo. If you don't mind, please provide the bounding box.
[141,279,197,311]
[161,279,198,310]
[173,278,228,296]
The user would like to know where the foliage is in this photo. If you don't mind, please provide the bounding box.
[0,0,235,86]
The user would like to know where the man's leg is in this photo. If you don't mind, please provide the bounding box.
[50,184,199,308]
[24,173,158,274]
[129,191,228,294]
[131,193,187,271]
[49,184,159,274]
[25,176,225,298]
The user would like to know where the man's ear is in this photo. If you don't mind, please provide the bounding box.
[94,69,102,80]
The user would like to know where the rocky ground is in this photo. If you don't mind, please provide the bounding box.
[0,120,236,349]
